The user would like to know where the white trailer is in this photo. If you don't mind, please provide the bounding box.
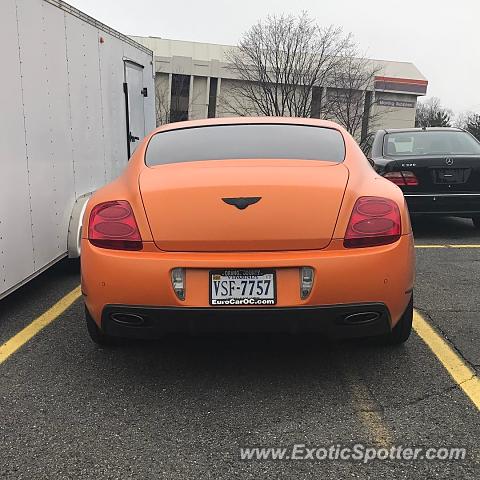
[1,0,155,299]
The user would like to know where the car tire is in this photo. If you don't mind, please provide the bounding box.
[383,295,413,346]
[472,217,480,229]
[85,306,113,346]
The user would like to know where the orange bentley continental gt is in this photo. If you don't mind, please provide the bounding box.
[81,118,415,346]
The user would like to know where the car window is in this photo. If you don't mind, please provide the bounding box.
[145,124,346,165]
[384,131,480,156]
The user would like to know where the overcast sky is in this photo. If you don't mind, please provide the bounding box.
[68,0,477,115]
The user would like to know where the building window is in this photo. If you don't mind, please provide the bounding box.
[208,77,218,118]
[170,74,190,122]
[310,86,322,118]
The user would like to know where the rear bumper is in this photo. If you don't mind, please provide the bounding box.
[101,303,391,339]
[405,193,480,215]
[81,234,415,333]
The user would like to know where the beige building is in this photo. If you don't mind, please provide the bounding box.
[131,36,428,135]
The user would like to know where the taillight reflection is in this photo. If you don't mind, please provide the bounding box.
[344,197,401,248]
[88,200,142,251]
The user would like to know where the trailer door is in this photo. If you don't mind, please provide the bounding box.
[124,61,146,157]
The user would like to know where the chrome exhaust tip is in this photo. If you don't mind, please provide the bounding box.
[343,311,381,325]
[110,313,145,326]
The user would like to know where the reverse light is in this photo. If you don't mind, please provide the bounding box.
[171,268,186,300]
[88,200,142,250]
[384,171,419,186]
[344,197,401,248]
[300,267,314,299]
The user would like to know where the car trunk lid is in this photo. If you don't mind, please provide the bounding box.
[139,160,349,252]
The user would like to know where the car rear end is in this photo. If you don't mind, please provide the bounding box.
[81,119,414,340]
[381,129,480,216]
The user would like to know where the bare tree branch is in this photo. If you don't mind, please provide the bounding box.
[324,48,385,138]
[457,111,480,140]
[415,97,452,127]
[224,13,353,119]
[155,76,171,126]
[221,12,393,139]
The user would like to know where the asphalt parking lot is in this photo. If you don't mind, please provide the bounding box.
[0,216,479,479]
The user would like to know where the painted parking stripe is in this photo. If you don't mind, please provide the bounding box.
[0,286,81,365]
[2,285,479,415]
[342,370,394,448]
[413,310,480,411]
[415,244,480,248]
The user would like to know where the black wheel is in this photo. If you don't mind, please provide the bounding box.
[383,295,413,346]
[472,217,480,229]
[85,306,113,345]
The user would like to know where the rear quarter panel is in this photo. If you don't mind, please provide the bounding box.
[82,138,153,242]
[333,131,412,240]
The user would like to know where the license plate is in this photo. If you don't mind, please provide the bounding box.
[433,168,469,184]
[209,269,276,306]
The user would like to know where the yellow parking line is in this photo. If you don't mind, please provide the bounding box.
[0,286,81,365]
[413,310,480,411]
[415,244,480,248]
[346,376,394,448]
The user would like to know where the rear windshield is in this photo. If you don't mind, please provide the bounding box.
[145,124,345,165]
[384,131,480,156]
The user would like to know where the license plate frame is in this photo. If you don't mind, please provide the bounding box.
[432,168,469,184]
[209,268,277,306]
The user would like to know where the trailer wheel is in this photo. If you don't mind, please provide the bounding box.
[68,194,92,258]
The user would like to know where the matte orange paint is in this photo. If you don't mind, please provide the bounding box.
[81,117,414,329]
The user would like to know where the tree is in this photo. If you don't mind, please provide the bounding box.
[223,13,388,139]
[415,97,452,128]
[462,113,480,141]
[223,13,353,118]
[324,49,383,139]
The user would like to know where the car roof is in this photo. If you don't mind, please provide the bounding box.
[383,127,463,134]
[152,116,343,135]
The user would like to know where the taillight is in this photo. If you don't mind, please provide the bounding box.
[344,197,401,248]
[384,171,419,186]
[88,200,142,250]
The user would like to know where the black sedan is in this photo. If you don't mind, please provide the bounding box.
[361,127,480,228]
